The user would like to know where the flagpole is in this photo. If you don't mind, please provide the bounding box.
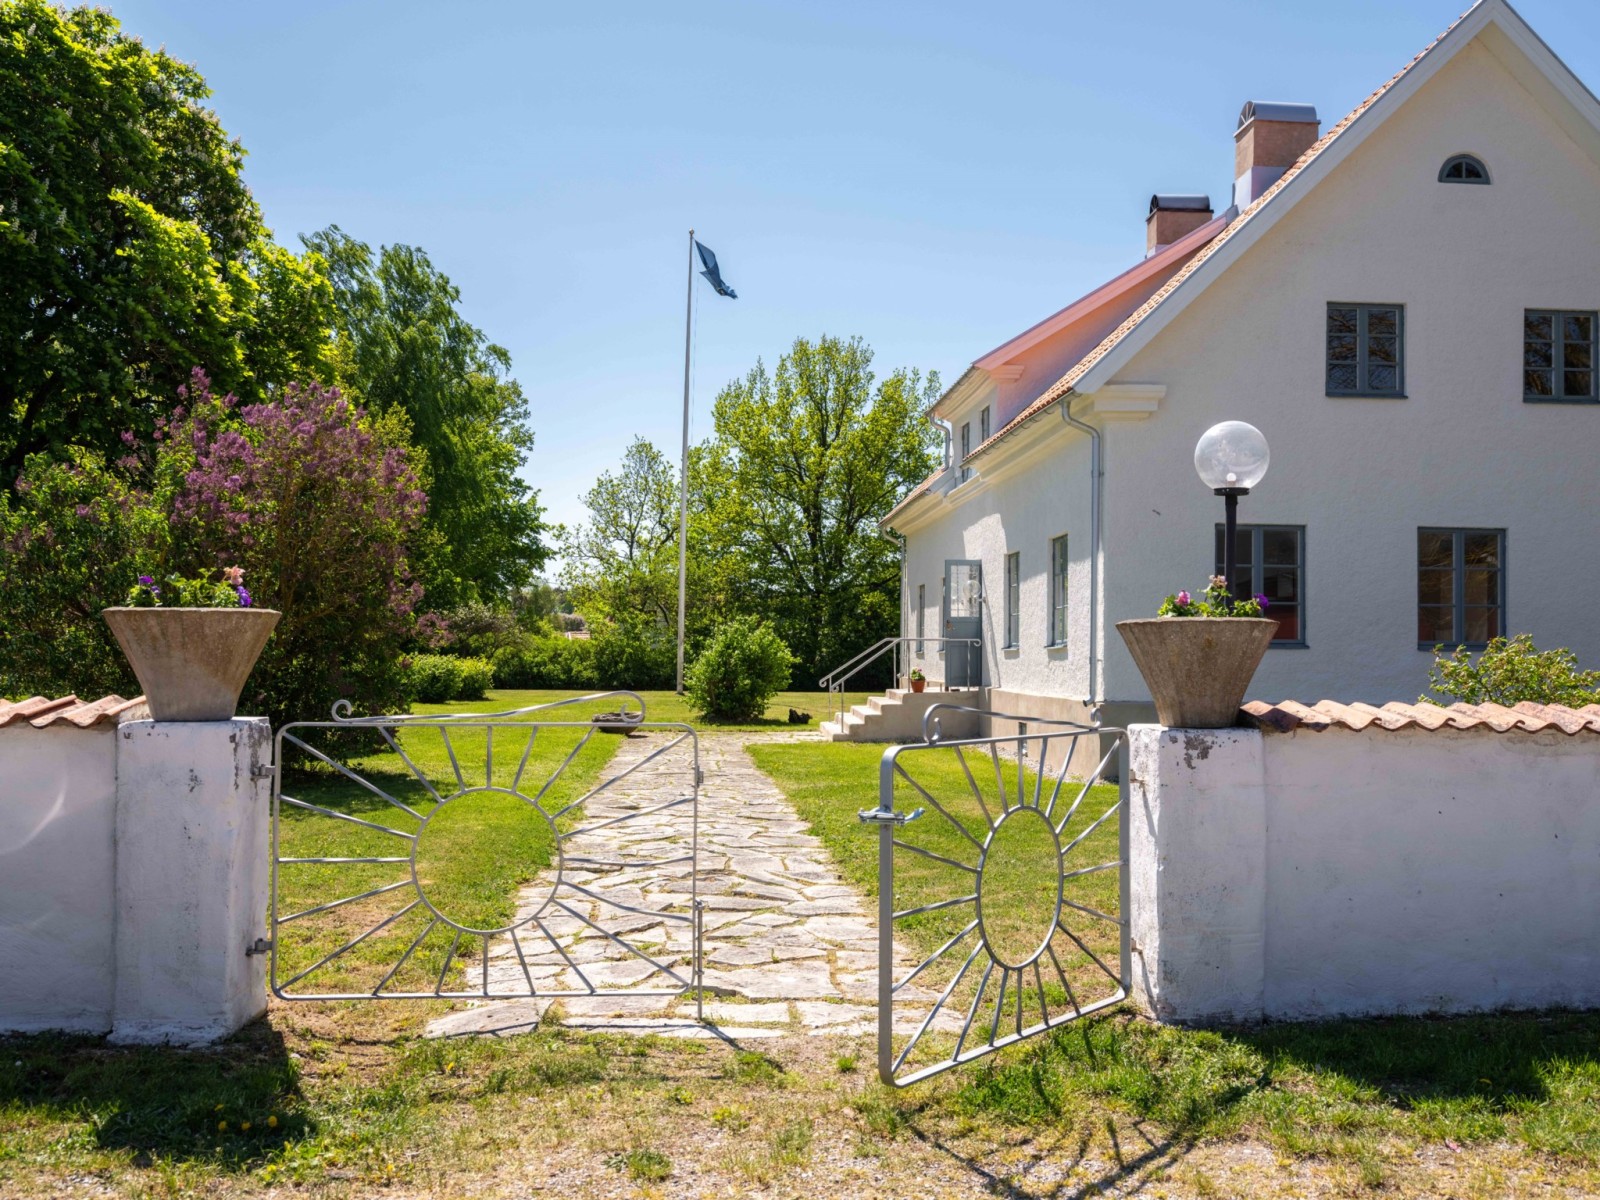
[675,229,694,694]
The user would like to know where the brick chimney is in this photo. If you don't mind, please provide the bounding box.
[1146,194,1213,257]
[1234,101,1319,208]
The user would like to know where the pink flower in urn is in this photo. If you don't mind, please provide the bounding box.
[1176,591,1191,607]
[221,566,244,586]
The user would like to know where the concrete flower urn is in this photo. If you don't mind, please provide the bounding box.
[1116,617,1276,728]
[103,608,281,722]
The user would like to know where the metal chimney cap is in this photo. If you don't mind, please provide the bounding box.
[1149,194,1213,216]
[1237,101,1319,129]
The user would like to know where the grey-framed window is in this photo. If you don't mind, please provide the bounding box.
[1524,310,1596,403]
[1327,303,1404,397]
[980,405,991,443]
[1003,552,1020,648]
[1216,524,1304,645]
[958,421,972,483]
[916,584,926,655]
[1048,535,1069,647]
[1438,154,1489,184]
[1418,528,1504,649]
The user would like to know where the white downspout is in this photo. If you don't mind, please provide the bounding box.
[1060,397,1101,719]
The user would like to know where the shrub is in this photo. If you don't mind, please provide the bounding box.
[1424,634,1600,708]
[590,617,676,690]
[409,654,464,704]
[686,618,795,722]
[0,448,168,700]
[455,656,495,701]
[491,636,597,689]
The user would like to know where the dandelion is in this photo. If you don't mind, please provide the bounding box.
[214,1104,224,1112]
[217,1120,227,1131]
[267,1115,278,1129]
[241,1121,251,1132]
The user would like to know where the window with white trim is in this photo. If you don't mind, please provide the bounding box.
[1004,552,1020,648]
[1048,535,1068,647]
[980,405,991,444]
[958,422,972,483]
[916,584,926,655]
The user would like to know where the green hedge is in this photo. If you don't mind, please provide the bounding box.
[409,654,495,703]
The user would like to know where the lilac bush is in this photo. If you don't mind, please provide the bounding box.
[160,370,428,725]
[0,369,430,724]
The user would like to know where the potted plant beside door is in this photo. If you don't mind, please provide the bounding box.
[103,568,280,721]
[908,668,927,694]
[1116,576,1276,728]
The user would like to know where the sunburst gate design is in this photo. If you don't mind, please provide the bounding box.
[269,693,703,1005]
[870,709,1130,1087]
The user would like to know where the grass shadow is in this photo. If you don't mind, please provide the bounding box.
[0,1020,309,1170]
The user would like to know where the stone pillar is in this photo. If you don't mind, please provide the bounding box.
[111,718,272,1044]
[1127,724,1267,1024]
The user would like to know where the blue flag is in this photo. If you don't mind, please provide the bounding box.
[695,241,737,299]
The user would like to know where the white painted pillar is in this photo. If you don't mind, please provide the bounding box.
[111,718,272,1044]
[1127,725,1267,1024]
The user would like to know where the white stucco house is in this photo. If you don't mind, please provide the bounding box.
[875,0,1600,741]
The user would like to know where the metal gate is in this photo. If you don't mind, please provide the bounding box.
[863,707,1129,1086]
[268,693,704,1009]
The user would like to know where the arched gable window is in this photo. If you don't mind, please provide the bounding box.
[1439,154,1490,184]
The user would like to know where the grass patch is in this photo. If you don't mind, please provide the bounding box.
[438,687,870,731]
[274,710,622,996]
[606,1146,672,1181]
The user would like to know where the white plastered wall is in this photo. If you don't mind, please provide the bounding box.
[900,419,1095,699]
[1131,723,1600,1022]
[1099,37,1600,704]
[0,724,118,1033]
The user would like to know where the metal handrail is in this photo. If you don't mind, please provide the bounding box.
[818,637,980,722]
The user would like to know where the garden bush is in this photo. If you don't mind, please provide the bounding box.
[454,656,495,701]
[491,636,597,689]
[685,617,795,722]
[409,655,464,704]
[590,617,676,690]
[1424,634,1600,708]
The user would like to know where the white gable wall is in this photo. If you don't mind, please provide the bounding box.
[1098,35,1600,703]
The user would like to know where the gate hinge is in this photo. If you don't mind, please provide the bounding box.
[246,937,273,956]
[858,807,924,826]
[251,763,276,779]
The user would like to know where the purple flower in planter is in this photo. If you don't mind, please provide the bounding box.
[236,586,253,608]
[138,575,154,587]
[1176,590,1191,607]
[1255,593,1270,611]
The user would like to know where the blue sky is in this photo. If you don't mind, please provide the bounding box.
[108,0,1600,546]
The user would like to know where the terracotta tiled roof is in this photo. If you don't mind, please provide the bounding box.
[0,695,150,729]
[960,8,1474,464]
[1241,700,1600,736]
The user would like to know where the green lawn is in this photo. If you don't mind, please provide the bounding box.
[749,739,1123,1080]
[747,740,1600,1179]
[274,708,624,997]
[438,687,869,731]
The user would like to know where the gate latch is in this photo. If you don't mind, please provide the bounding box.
[857,806,924,826]
[251,763,276,780]
[246,937,273,957]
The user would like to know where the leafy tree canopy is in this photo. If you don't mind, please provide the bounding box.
[562,435,680,626]
[0,0,335,478]
[698,335,939,681]
[305,225,547,607]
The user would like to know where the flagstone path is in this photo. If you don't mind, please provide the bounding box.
[426,729,957,1041]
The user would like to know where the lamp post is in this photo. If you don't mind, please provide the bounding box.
[1193,421,1270,605]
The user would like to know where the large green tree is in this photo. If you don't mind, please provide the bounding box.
[304,226,547,607]
[0,0,335,478]
[561,436,680,625]
[698,335,940,682]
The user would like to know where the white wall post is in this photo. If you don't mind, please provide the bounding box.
[1128,724,1267,1023]
[111,718,272,1045]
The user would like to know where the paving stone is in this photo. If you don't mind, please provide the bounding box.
[425,731,926,1039]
